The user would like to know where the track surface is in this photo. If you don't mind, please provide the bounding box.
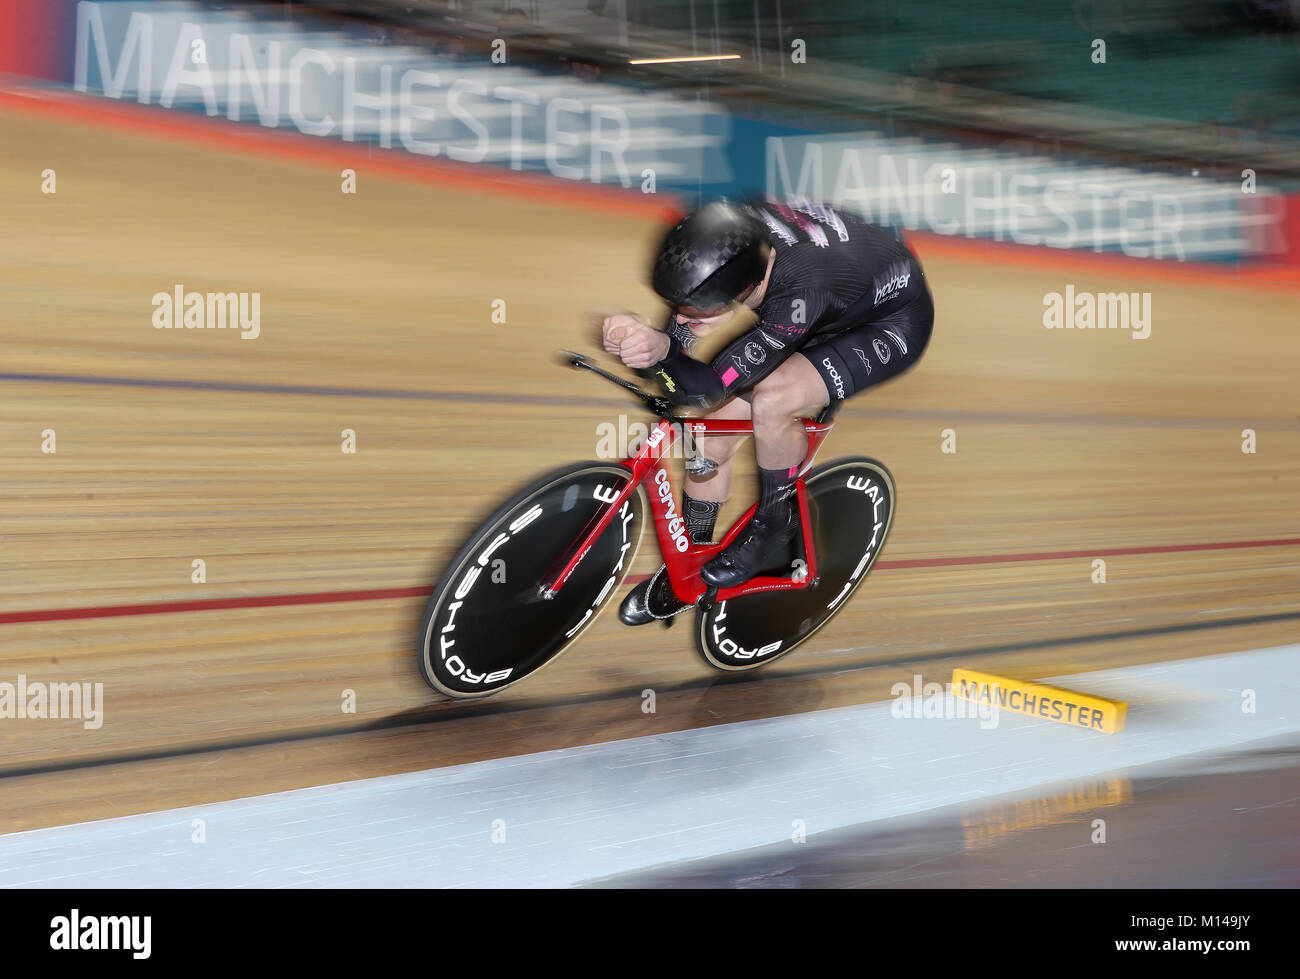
[1,93,1298,835]
[595,736,1300,888]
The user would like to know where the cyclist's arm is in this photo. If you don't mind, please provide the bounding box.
[637,316,725,411]
[641,289,831,407]
[707,289,831,394]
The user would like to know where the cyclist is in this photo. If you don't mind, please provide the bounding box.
[607,198,934,624]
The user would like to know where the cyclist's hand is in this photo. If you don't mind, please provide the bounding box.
[601,312,649,351]
[601,313,669,369]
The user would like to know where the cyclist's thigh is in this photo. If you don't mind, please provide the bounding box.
[695,389,752,462]
[802,290,934,406]
[750,349,832,418]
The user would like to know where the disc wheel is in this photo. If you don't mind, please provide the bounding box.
[419,462,645,699]
[694,457,895,671]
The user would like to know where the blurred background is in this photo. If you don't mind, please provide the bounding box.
[0,0,1297,889]
[5,0,1297,255]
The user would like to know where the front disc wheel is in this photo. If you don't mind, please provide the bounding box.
[419,462,646,699]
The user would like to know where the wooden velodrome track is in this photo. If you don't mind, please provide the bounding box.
[2,88,1298,836]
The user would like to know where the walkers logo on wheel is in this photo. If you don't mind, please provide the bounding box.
[434,503,547,688]
[420,464,646,699]
[563,499,638,638]
[823,474,888,611]
[697,459,894,673]
[709,602,783,661]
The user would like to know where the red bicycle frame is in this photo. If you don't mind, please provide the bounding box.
[544,416,834,604]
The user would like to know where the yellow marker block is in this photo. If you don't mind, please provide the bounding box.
[951,668,1128,734]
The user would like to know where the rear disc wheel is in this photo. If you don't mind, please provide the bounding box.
[694,457,895,671]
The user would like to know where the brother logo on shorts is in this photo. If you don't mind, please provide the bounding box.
[822,357,846,399]
[873,262,912,305]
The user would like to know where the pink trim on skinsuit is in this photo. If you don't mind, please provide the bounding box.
[720,367,740,386]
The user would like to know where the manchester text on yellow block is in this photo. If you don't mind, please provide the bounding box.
[951,668,1128,734]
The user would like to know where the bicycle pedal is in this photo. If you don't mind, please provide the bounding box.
[659,615,675,630]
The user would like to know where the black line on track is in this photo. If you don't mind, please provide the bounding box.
[3,606,1298,782]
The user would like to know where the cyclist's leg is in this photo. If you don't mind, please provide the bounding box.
[697,355,827,587]
[683,344,839,510]
[683,395,752,506]
[749,353,830,470]
[621,394,755,625]
[803,289,935,406]
[703,289,934,587]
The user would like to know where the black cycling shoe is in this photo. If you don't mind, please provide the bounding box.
[700,506,798,588]
[618,564,692,626]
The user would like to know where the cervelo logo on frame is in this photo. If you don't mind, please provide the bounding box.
[653,470,689,552]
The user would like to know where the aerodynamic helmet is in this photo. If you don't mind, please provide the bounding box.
[651,200,770,315]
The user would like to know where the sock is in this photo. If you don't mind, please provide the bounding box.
[756,465,798,518]
[683,494,722,543]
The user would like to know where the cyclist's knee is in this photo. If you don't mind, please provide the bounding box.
[692,397,751,463]
[691,432,743,464]
[750,376,807,429]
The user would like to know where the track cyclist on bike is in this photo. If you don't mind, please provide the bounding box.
[606,198,935,624]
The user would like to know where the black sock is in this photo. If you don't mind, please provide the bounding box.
[756,466,798,518]
[683,494,722,543]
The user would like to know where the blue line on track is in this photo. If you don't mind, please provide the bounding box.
[5,370,1298,429]
[0,371,619,408]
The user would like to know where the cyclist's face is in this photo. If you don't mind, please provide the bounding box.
[673,307,732,330]
[673,280,760,329]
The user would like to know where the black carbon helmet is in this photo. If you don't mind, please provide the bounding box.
[651,200,770,313]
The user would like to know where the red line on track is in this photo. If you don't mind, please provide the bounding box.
[4,536,1297,626]
[876,535,1300,569]
[0,587,431,625]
